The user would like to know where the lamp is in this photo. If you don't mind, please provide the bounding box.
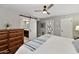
[22,19,30,24]
[22,19,29,22]
[74,25,79,40]
[75,26,79,31]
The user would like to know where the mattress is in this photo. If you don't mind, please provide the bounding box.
[16,34,77,54]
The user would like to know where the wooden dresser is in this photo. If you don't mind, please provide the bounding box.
[0,29,24,54]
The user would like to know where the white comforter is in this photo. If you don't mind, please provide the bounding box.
[16,34,77,54]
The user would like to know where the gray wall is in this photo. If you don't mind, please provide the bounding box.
[37,20,47,36]
[39,17,61,36]
[53,14,79,38]
[38,13,79,38]
[53,17,61,36]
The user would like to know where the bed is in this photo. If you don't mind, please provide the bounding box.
[16,34,77,54]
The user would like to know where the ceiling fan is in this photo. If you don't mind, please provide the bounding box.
[34,4,54,15]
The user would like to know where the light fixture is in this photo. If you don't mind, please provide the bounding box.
[26,21,30,24]
[22,18,30,24]
[75,26,79,31]
[43,11,47,14]
[22,18,29,22]
[43,8,47,14]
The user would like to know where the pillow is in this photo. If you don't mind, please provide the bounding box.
[37,38,46,42]
[25,40,41,50]
[33,39,44,44]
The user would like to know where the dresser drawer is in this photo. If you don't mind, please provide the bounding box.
[0,49,9,54]
[0,31,8,35]
[0,44,8,51]
[9,36,23,42]
[0,29,24,54]
[9,32,23,38]
[9,29,24,33]
[9,44,22,54]
[0,39,8,45]
[9,40,23,47]
[0,34,8,40]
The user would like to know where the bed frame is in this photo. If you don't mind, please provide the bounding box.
[0,29,24,54]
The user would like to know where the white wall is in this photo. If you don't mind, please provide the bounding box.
[20,17,37,39]
[0,7,21,29]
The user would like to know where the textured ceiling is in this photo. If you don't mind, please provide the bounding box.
[0,4,79,18]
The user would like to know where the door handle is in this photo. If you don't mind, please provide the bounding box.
[61,30,63,32]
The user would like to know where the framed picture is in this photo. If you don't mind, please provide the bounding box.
[40,23,45,28]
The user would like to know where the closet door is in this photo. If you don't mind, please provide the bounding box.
[61,17,73,38]
[29,19,37,40]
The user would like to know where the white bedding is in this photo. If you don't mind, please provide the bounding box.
[16,34,77,54]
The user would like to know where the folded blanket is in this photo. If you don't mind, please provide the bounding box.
[24,40,41,52]
[24,34,51,52]
[24,44,36,52]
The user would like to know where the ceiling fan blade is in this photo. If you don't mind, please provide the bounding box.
[47,12,50,15]
[47,4,54,9]
[19,14,37,19]
[34,10,42,12]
